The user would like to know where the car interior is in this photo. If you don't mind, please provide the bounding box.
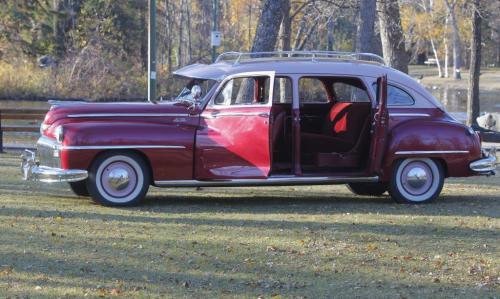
[270,76,373,175]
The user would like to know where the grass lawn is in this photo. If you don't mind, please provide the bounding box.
[0,152,499,298]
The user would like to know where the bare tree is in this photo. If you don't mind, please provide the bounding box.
[377,0,409,73]
[252,0,289,52]
[444,0,462,79]
[278,0,292,51]
[467,0,482,127]
[443,13,450,78]
[356,0,376,53]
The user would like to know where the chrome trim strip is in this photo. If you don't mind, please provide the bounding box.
[63,145,186,150]
[389,113,430,117]
[36,137,185,151]
[395,150,469,155]
[67,113,191,118]
[154,176,379,187]
[205,112,270,119]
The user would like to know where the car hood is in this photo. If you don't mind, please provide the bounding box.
[43,101,192,125]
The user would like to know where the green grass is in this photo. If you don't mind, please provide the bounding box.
[0,153,499,298]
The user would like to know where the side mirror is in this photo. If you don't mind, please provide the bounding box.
[191,85,202,101]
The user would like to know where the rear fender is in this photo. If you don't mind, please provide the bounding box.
[380,119,481,180]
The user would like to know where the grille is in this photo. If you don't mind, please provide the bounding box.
[37,140,61,168]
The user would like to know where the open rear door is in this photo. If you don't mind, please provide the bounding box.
[369,75,389,175]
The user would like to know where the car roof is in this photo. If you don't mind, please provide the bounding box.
[174,58,442,109]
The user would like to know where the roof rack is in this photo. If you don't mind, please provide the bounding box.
[215,51,386,66]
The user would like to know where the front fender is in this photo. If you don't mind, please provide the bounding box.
[381,119,482,180]
[58,121,196,181]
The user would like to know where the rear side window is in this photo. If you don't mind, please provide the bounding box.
[299,78,329,103]
[333,82,370,103]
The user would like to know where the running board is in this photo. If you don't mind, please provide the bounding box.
[154,175,379,188]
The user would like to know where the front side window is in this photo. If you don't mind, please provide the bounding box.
[164,78,216,103]
[273,77,293,104]
[214,76,270,106]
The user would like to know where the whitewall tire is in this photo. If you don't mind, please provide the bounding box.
[389,158,444,204]
[87,152,150,206]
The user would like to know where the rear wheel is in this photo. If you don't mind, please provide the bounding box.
[389,158,444,204]
[69,180,89,197]
[347,182,387,196]
[87,152,150,206]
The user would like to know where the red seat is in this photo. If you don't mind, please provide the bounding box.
[302,102,370,153]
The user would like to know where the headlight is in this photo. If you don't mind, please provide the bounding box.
[54,126,64,143]
[40,123,50,135]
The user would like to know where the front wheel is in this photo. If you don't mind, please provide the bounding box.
[389,158,444,204]
[87,152,150,206]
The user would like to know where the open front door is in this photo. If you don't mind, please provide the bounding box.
[369,74,389,175]
[195,72,275,180]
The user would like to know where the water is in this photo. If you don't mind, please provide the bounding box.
[428,87,500,123]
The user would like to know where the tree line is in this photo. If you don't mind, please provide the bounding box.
[0,0,498,103]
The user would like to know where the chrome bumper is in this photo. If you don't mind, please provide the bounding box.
[21,150,88,183]
[470,147,498,175]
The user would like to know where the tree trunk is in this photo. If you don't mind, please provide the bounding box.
[251,0,289,52]
[430,38,443,78]
[327,16,335,51]
[377,0,409,73]
[444,13,450,78]
[278,0,291,51]
[467,0,482,127]
[445,0,462,80]
[186,0,192,62]
[52,0,66,59]
[164,0,173,73]
[140,4,148,71]
[177,0,185,67]
[356,0,376,53]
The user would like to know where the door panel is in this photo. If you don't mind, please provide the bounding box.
[195,72,274,180]
[369,75,389,174]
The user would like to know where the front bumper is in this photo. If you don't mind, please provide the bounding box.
[21,150,88,183]
[470,147,498,175]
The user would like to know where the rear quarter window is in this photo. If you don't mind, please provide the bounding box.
[372,83,415,106]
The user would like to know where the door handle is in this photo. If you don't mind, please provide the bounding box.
[204,111,219,119]
[258,112,270,118]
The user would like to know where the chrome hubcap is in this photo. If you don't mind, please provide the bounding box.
[406,167,428,189]
[401,161,433,196]
[100,161,137,198]
[108,168,130,191]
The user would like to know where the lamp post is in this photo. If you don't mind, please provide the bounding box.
[211,0,220,62]
[148,0,157,103]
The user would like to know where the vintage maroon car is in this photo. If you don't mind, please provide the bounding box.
[22,51,497,206]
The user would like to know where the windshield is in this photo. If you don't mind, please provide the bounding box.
[162,77,216,102]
